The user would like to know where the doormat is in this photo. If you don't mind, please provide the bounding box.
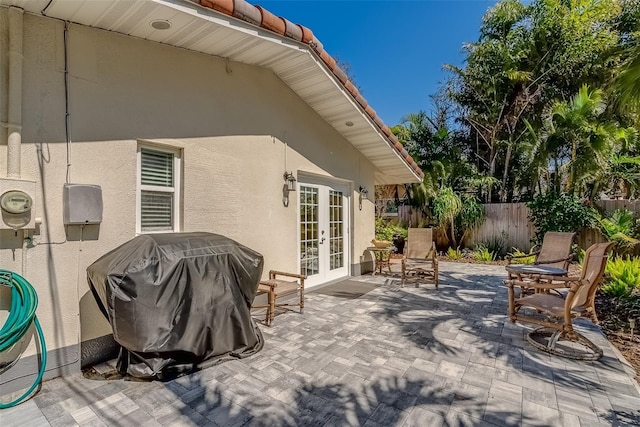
[313,280,380,299]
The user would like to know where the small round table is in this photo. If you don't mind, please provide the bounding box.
[505,264,568,277]
[366,247,394,276]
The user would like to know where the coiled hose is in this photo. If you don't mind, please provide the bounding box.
[0,270,47,409]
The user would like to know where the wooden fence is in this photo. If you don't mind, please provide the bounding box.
[396,200,640,252]
[464,203,535,251]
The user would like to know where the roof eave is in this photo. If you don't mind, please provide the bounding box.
[1,0,423,184]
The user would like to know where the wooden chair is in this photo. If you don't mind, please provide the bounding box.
[252,270,305,326]
[507,231,576,274]
[506,241,614,360]
[401,228,438,288]
[506,231,576,296]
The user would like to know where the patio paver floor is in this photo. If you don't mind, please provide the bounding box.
[2,261,639,426]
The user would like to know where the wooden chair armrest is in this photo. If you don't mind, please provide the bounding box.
[507,280,570,291]
[268,270,307,282]
[506,275,579,290]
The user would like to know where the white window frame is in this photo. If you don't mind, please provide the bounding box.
[136,144,182,234]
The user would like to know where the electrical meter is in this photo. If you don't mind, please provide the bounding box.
[0,190,33,214]
[1,190,33,230]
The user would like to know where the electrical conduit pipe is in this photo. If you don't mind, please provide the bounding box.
[6,6,23,179]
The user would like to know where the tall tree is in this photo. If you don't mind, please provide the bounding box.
[447,0,634,201]
[446,0,533,201]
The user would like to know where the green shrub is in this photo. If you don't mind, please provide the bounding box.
[601,280,633,299]
[447,247,463,260]
[526,192,599,245]
[455,196,486,243]
[473,245,495,262]
[433,187,463,247]
[598,209,640,251]
[507,247,536,264]
[480,234,507,259]
[601,256,640,298]
[375,218,408,242]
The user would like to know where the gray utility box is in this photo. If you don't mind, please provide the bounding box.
[63,184,103,225]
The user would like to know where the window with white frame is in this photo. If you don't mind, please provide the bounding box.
[137,145,181,233]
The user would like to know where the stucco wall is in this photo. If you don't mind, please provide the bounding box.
[0,10,377,374]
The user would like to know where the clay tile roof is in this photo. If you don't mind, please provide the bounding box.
[197,0,424,181]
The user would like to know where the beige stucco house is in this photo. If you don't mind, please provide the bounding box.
[0,0,422,392]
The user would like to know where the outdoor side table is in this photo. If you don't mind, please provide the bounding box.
[505,264,568,277]
[366,247,394,276]
[505,264,568,297]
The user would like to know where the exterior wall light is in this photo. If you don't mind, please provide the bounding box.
[358,186,368,211]
[283,172,297,207]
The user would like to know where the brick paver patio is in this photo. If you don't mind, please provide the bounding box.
[2,261,639,426]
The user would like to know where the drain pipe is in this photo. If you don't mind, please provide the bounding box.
[6,6,23,178]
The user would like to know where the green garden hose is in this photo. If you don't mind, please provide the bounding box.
[0,270,47,409]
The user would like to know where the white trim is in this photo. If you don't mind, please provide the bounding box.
[136,142,182,234]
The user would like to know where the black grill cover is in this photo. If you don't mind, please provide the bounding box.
[86,232,264,379]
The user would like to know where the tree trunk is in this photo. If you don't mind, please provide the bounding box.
[488,152,496,202]
[450,217,457,249]
[501,142,513,202]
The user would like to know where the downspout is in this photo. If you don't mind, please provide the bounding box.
[6,6,23,179]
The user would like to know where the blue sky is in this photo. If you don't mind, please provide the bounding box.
[259,0,500,126]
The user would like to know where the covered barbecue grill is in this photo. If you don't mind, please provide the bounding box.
[86,232,264,379]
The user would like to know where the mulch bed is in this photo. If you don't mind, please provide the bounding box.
[595,294,640,383]
[604,332,640,382]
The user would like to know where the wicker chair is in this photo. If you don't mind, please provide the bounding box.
[253,270,305,326]
[401,228,438,288]
[506,241,614,360]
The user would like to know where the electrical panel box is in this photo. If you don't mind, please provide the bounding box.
[63,184,103,225]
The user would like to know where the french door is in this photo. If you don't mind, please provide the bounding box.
[299,180,349,287]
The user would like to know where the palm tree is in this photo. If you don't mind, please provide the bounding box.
[392,105,468,208]
[541,85,617,196]
[391,112,440,211]
[594,128,640,199]
[605,155,640,199]
[615,42,640,108]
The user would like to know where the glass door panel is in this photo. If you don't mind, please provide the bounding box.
[329,190,344,271]
[300,186,319,277]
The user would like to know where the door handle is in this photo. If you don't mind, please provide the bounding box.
[319,237,326,244]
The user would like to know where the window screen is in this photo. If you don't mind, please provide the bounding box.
[139,147,178,232]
